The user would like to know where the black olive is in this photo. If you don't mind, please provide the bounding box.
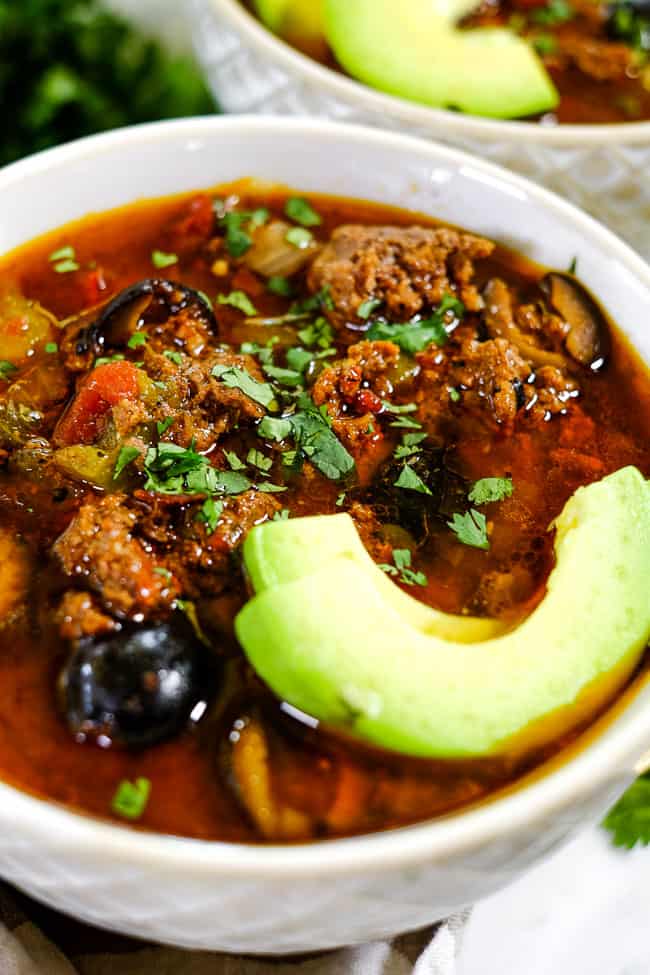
[75,278,217,357]
[58,615,215,747]
[363,443,467,541]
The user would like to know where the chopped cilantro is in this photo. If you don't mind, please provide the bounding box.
[336,492,346,507]
[357,297,383,320]
[379,548,427,587]
[195,497,223,535]
[381,400,418,414]
[143,441,251,497]
[390,415,423,430]
[153,566,172,581]
[156,417,175,437]
[368,294,463,355]
[449,387,461,403]
[163,349,183,366]
[217,290,257,317]
[45,342,59,354]
[568,256,578,275]
[292,286,334,315]
[288,399,355,481]
[394,464,433,495]
[111,777,150,821]
[250,208,270,228]
[258,415,292,442]
[394,431,427,460]
[531,0,574,25]
[273,508,290,521]
[447,509,489,550]
[49,245,75,263]
[224,450,246,471]
[113,445,140,479]
[219,212,253,257]
[468,477,514,505]
[256,482,287,493]
[263,363,303,387]
[533,33,557,55]
[211,364,277,409]
[247,448,273,473]
[285,347,313,374]
[285,197,322,227]
[268,275,294,297]
[151,249,178,269]
[127,331,147,350]
[297,316,334,350]
[95,353,125,366]
[602,773,650,848]
[286,226,313,249]
[53,258,80,273]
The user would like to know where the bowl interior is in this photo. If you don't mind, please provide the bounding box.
[0,116,649,871]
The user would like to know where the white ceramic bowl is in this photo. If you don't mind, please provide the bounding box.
[191,0,650,260]
[0,117,649,954]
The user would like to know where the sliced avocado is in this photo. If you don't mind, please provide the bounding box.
[243,512,507,642]
[323,0,559,120]
[253,0,326,58]
[236,467,650,757]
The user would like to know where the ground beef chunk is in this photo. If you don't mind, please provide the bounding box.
[557,35,633,82]
[135,488,281,597]
[483,278,569,370]
[313,340,399,417]
[451,336,533,427]
[56,590,117,641]
[144,347,267,452]
[308,225,494,327]
[54,494,178,618]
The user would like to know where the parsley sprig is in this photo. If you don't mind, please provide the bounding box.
[368,294,464,355]
[379,549,427,587]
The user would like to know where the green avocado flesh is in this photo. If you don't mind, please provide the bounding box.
[323,0,559,120]
[253,0,324,44]
[236,467,650,758]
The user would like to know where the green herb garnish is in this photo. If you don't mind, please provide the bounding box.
[368,294,464,355]
[163,349,183,366]
[156,417,175,437]
[357,298,383,320]
[603,773,650,848]
[195,496,223,535]
[111,777,151,821]
[394,431,427,460]
[379,548,427,587]
[449,387,461,403]
[151,249,178,269]
[113,445,140,480]
[285,227,313,249]
[217,290,257,316]
[258,415,292,442]
[394,464,432,495]
[224,450,246,471]
[45,342,59,354]
[211,364,277,409]
[247,448,273,473]
[268,275,294,297]
[273,508,290,521]
[468,477,514,505]
[263,363,303,387]
[531,0,574,25]
[256,482,287,493]
[297,316,334,350]
[127,331,147,350]
[288,398,355,481]
[447,509,489,550]
[285,197,322,227]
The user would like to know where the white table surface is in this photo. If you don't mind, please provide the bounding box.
[100,6,650,972]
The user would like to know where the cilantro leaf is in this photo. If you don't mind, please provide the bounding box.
[113,445,140,480]
[394,464,432,495]
[288,400,355,481]
[247,448,273,473]
[368,294,464,355]
[224,450,246,471]
[603,773,650,848]
[268,275,294,297]
[195,497,223,535]
[531,0,574,25]
[447,509,489,550]
[286,227,313,249]
[212,364,277,409]
[273,508,290,521]
[256,482,287,493]
[263,363,303,387]
[156,417,175,437]
[219,212,253,257]
[217,290,257,317]
[468,477,514,505]
[111,777,150,821]
[0,361,17,382]
[379,548,427,587]
[297,316,334,350]
[285,197,322,227]
[127,331,147,350]
[258,415,292,442]
[151,249,178,269]
[357,298,383,320]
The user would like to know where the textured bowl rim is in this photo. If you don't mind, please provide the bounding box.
[206,0,650,145]
[1,115,649,879]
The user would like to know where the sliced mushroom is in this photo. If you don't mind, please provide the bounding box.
[74,278,217,358]
[542,273,609,371]
[483,279,568,370]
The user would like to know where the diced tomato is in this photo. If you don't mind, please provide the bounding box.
[167,195,215,254]
[54,360,141,446]
[354,389,383,414]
